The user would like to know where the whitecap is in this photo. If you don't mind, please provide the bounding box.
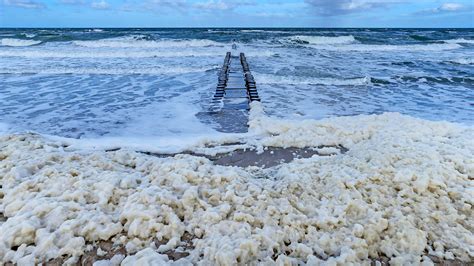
[73,36,223,48]
[0,38,41,47]
[307,43,462,52]
[0,50,223,58]
[443,38,474,44]
[0,66,218,75]
[286,35,356,45]
[0,49,276,59]
[449,58,474,65]
[255,73,371,86]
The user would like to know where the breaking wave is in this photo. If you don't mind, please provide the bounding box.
[73,36,223,48]
[0,38,41,47]
[449,58,474,65]
[286,35,356,45]
[0,66,217,75]
[444,38,474,44]
[0,49,277,59]
[255,73,371,86]
[309,43,462,52]
[0,50,223,58]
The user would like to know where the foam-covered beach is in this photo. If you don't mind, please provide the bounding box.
[1,102,473,264]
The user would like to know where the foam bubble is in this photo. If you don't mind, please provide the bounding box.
[0,38,41,47]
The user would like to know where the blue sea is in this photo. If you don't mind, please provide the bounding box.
[0,28,473,139]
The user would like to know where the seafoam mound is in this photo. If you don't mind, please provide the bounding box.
[0,103,473,265]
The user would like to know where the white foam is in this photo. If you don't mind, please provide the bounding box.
[282,36,462,52]
[255,73,371,86]
[240,30,266,33]
[47,132,245,155]
[0,103,473,264]
[0,66,217,75]
[444,38,474,44]
[450,58,474,65]
[73,37,222,48]
[310,43,462,52]
[0,49,276,59]
[0,50,223,58]
[0,38,41,47]
[287,35,356,45]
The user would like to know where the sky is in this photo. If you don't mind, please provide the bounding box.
[0,0,473,28]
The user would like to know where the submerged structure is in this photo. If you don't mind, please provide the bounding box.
[198,52,260,133]
[210,52,260,111]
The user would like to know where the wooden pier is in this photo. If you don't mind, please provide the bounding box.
[198,52,260,133]
[209,52,260,113]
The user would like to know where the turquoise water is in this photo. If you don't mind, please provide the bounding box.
[0,28,473,138]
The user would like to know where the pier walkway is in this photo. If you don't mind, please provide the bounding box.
[198,52,260,133]
[209,52,260,112]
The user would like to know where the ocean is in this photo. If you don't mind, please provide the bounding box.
[0,28,473,141]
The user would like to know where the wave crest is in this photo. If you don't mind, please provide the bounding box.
[0,38,41,47]
[287,35,356,45]
[0,66,217,75]
[73,36,222,48]
[255,73,371,86]
[444,38,474,44]
[449,58,474,65]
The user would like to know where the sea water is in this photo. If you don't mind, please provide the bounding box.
[0,28,473,140]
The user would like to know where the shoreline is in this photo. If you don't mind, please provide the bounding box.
[1,107,473,264]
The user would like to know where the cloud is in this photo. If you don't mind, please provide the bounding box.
[194,0,255,11]
[305,0,403,15]
[144,0,187,9]
[91,0,110,9]
[119,0,253,13]
[59,0,86,5]
[3,0,45,9]
[193,0,239,11]
[416,2,469,15]
[437,3,465,12]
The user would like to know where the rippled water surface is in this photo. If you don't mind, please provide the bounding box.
[1,28,473,138]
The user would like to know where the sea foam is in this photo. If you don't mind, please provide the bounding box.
[0,103,472,264]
